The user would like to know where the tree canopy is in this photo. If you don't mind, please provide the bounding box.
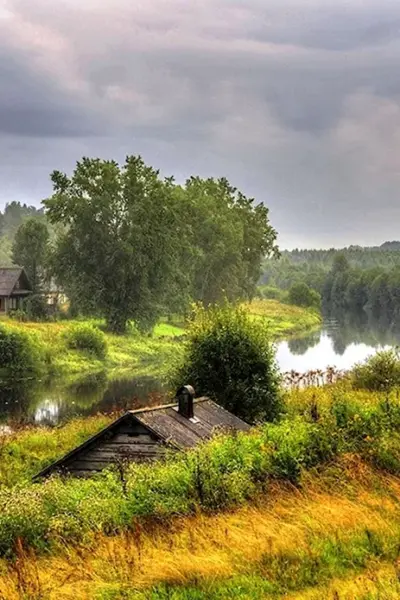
[43,156,277,332]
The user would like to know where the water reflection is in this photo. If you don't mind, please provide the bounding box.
[0,373,168,426]
[287,331,321,355]
[276,311,400,373]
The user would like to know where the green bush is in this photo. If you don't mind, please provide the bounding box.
[65,324,107,359]
[351,349,400,392]
[258,285,286,301]
[0,325,43,379]
[288,282,321,309]
[8,309,28,322]
[24,294,50,322]
[171,303,282,423]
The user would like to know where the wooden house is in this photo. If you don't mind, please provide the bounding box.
[35,386,250,479]
[0,267,32,313]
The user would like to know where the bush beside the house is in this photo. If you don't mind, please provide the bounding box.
[171,303,282,423]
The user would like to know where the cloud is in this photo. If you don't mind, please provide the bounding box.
[1,0,400,247]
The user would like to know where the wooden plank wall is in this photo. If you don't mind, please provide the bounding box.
[64,422,168,477]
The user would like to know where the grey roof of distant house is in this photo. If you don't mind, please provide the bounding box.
[0,267,26,296]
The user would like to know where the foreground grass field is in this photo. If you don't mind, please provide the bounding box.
[1,456,400,599]
[0,300,321,382]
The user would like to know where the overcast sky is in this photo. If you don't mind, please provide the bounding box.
[1,0,400,248]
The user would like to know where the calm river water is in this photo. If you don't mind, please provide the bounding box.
[2,314,399,425]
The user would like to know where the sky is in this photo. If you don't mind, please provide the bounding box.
[1,0,400,249]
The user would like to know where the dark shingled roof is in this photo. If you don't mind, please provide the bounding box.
[0,267,31,296]
[134,398,250,448]
[35,398,251,479]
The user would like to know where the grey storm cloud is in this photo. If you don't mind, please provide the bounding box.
[1,0,400,247]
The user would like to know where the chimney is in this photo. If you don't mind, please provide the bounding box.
[176,385,195,419]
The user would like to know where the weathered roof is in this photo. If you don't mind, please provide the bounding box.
[35,398,251,479]
[133,398,250,448]
[0,267,31,296]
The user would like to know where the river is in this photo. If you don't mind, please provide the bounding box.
[1,313,399,425]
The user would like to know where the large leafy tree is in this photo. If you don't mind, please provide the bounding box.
[12,219,49,292]
[182,177,278,306]
[44,156,187,333]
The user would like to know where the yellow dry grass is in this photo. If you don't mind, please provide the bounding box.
[1,457,400,600]
[285,564,400,599]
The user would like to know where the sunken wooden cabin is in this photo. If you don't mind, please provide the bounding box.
[36,386,250,479]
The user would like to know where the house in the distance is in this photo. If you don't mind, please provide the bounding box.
[35,386,251,479]
[0,267,32,313]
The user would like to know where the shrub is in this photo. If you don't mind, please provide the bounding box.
[351,349,400,392]
[8,309,28,322]
[288,283,321,309]
[258,285,286,301]
[24,294,50,322]
[171,303,282,423]
[65,324,107,359]
[0,325,43,379]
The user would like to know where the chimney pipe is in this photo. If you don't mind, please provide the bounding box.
[176,385,195,419]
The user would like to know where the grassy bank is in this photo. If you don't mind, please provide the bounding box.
[1,382,400,555]
[1,456,400,599]
[244,299,321,338]
[0,319,185,381]
[0,300,321,382]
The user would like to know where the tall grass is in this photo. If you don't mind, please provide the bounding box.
[2,385,400,557]
[0,415,114,487]
[1,457,400,599]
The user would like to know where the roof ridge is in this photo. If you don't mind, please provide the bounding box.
[128,397,208,415]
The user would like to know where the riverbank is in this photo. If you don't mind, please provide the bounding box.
[0,300,321,383]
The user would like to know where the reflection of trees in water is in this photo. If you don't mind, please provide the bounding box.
[79,375,167,415]
[0,372,168,425]
[323,309,400,355]
[0,379,41,424]
[288,331,322,355]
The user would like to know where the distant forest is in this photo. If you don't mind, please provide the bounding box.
[261,243,400,325]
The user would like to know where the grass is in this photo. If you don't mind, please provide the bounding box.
[1,382,400,556]
[0,300,320,383]
[0,318,184,382]
[0,415,114,487]
[244,299,321,338]
[0,383,400,597]
[2,457,400,598]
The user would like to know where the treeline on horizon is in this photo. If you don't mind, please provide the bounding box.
[261,244,400,325]
[0,156,278,332]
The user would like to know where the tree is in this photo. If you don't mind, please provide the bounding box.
[12,219,49,293]
[288,282,321,309]
[44,156,188,333]
[171,303,282,423]
[183,177,278,306]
